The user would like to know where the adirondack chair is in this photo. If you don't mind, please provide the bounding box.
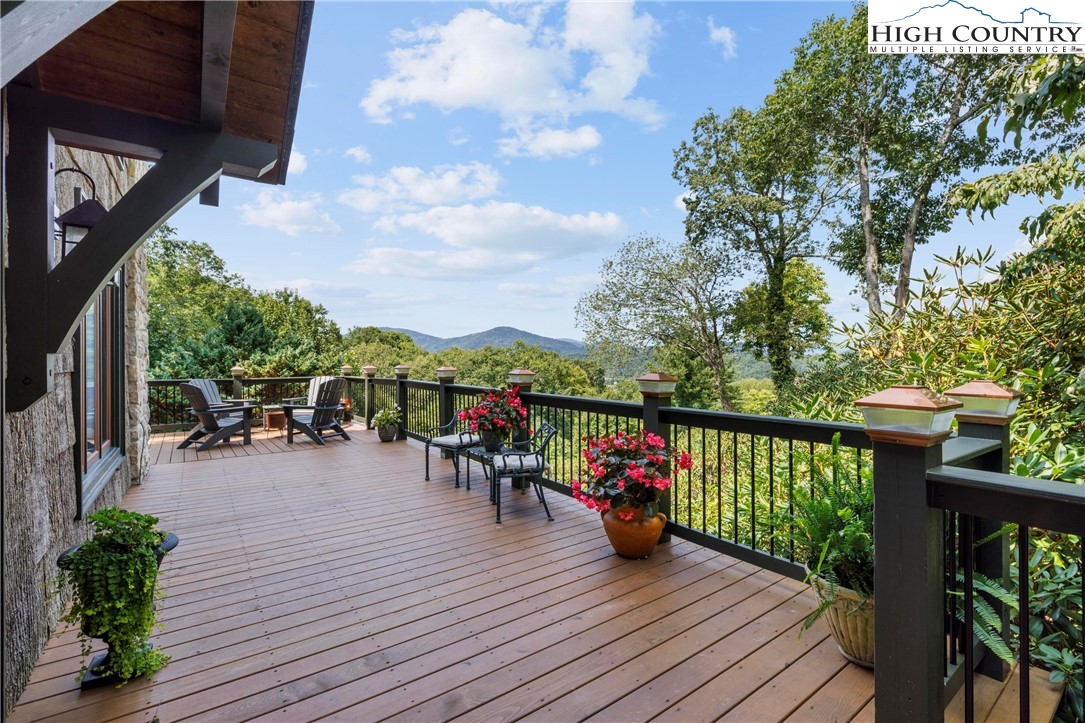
[282,375,336,407]
[187,379,249,418]
[177,383,256,452]
[283,377,351,445]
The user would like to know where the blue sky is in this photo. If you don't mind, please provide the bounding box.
[170,1,1042,341]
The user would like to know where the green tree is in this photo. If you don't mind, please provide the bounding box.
[146,226,252,377]
[575,234,739,410]
[731,259,830,381]
[674,99,842,390]
[954,55,1085,249]
[778,5,1005,319]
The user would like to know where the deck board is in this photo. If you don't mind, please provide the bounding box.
[11,429,874,722]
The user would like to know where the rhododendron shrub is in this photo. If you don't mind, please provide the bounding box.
[572,430,694,520]
[458,387,529,434]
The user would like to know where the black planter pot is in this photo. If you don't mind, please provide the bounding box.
[57,532,179,689]
[377,425,397,442]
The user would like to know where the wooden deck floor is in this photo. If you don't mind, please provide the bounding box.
[11,429,874,722]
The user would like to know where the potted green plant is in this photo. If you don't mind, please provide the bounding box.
[571,430,694,559]
[458,387,529,452]
[772,434,876,667]
[55,507,178,688]
[371,405,401,442]
[773,434,1017,671]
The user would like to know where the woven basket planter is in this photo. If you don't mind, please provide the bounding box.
[810,574,875,668]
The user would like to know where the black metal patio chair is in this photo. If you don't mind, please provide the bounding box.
[177,382,256,452]
[423,410,481,488]
[283,377,350,445]
[490,422,557,524]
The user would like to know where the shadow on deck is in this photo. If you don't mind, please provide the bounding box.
[11,429,874,722]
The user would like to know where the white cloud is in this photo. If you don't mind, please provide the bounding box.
[238,189,340,237]
[708,17,737,60]
[674,191,693,211]
[338,162,501,213]
[375,201,625,256]
[361,3,664,148]
[497,273,598,298]
[350,202,624,280]
[345,146,373,164]
[290,147,308,174]
[448,127,471,146]
[497,125,602,159]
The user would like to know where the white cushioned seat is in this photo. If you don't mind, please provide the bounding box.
[493,453,548,474]
[430,432,480,449]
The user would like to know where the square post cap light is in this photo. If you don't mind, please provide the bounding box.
[637,372,679,398]
[944,380,1023,424]
[340,364,354,376]
[362,365,378,378]
[436,366,458,381]
[508,368,536,386]
[854,384,962,446]
[393,364,411,378]
[230,365,245,377]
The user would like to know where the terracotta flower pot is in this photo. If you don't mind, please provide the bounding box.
[601,506,666,559]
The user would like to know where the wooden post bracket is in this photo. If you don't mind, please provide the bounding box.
[4,86,277,412]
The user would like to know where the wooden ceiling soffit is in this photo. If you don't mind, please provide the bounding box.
[0,0,115,87]
[3,86,276,412]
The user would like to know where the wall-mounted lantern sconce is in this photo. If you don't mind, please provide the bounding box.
[55,167,108,258]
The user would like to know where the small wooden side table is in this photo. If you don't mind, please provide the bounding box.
[263,405,287,434]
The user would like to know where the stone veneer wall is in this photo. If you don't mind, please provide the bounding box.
[2,120,150,713]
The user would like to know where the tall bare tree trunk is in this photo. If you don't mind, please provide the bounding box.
[858,137,883,318]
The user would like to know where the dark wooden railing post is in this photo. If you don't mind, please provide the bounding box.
[638,372,678,544]
[857,385,962,722]
[945,381,1020,682]
[394,364,410,441]
[508,369,536,489]
[436,366,457,426]
[363,365,377,429]
[509,367,536,441]
[436,366,458,458]
[230,365,245,400]
[340,364,354,422]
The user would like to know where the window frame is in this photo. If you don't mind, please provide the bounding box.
[74,270,126,518]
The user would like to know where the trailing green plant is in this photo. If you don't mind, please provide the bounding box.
[769,433,874,632]
[370,406,401,429]
[56,508,171,683]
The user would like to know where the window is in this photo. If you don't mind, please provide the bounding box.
[76,273,124,513]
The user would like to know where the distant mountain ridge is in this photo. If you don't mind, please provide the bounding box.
[385,326,587,358]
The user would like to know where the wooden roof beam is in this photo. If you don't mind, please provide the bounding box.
[199,1,238,207]
[1,0,114,87]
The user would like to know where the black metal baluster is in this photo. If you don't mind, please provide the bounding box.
[788,439,795,562]
[963,513,975,723]
[732,431,739,543]
[768,437,775,557]
[1019,523,1030,723]
[750,435,757,550]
